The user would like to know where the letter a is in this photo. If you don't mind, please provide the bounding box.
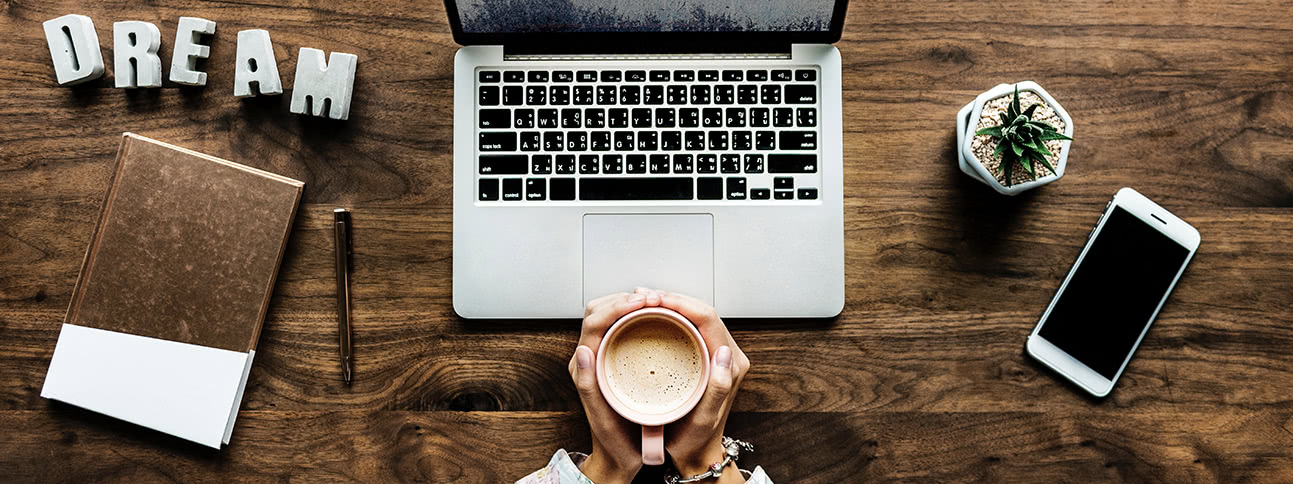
[42,14,105,85]
[234,30,282,97]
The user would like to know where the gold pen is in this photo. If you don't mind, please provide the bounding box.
[333,208,354,384]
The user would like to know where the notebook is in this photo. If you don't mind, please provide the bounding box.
[41,133,304,448]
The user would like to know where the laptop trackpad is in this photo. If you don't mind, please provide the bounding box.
[583,214,714,306]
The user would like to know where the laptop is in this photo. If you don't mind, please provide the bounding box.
[449,0,847,318]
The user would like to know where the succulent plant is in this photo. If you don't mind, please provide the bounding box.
[975,85,1072,186]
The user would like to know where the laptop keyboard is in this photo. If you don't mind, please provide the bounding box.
[475,67,821,202]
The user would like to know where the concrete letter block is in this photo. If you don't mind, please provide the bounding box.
[169,16,216,86]
[289,48,357,120]
[233,30,282,97]
[113,21,163,88]
[42,14,105,85]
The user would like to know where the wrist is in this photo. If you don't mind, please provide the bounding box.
[579,450,639,484]
[670,441,729,477]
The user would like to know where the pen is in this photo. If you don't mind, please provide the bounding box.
[333,208,354,384]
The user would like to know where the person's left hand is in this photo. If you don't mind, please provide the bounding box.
[568,291,663,483]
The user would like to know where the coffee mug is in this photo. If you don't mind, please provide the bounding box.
[596,307,710,465]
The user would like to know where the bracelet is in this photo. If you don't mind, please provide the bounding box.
[665,437,755,484]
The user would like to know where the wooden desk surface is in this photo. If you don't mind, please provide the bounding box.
[2,1,1291,482]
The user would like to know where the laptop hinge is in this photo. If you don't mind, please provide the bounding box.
[503,42,792,59]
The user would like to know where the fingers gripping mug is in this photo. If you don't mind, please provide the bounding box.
[596,307,710,465]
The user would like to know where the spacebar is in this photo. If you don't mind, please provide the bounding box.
[580,178,694,200]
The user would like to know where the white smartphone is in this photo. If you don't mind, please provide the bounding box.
[1027,188,1200,397]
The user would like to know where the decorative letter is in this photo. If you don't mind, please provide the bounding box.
[113,21,162,88]
[234,30,282,97]
[42,14,105,85]
[169,17,216,86]
[290,48,357,120]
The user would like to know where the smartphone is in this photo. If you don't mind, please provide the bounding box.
[1027,188,1200,397]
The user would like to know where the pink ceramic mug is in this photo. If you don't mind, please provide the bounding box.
[596,307,710,466]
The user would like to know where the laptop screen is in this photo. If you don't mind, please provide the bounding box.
[454,0,839,34]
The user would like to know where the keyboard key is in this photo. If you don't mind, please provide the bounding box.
[649,154,671,173]
[537,108,558,128]
[526,178,546,200]
[774,176,794,189]
[542,132,564,151]
[503,71,524,82]
[584,108,604,128]
[550,178,575,200]
[479,86,499,105]
[591,131,611,151]
[755,131,776,150]
[667,85,688,105]
[685,131,705,150]
[479,133,517,152]
[703,108,723,128]
[779,131,818,150]
[771,69,792,81]
[797,107,817,127]
[567,131,588,151]
[626,154,647,174]
[581,178,694,201]
[608,109,629,128]
[672,154,694,173]
[502,178,523,200]
[697,177,722,200]
[513,108,534,128]
[746,70,768,81]
[737,85,758,104]
[725,108,746,127]
[532,155,552,174]
[597,86,617,105]
[600,70,622,82]
[773,108,794,127]
[732,131,752,150]
[798,188,818,199]
[555,155,576,174]
[644,85,664,104]
[636,131,658,151]
[579,154,599,174]
[632,108,652,127]
[750,108,770,127]
[722,70,743,81]
[626,70,647,82]
[561,108,582,128]
[673,70,695,81]
[690,85,711,104]
[661,131,682,151]
[769,154,818,173]
[774,189,794,199]
[680,108,700,127]
[620,85,640,105]
[550,86,570,105]
[650,70,671,82]
[528,71,549,83]
[760,85,781,104]
[479,178,499,200]
[714,85,735,104]
[721,154,740,173]
[503,85,523,105]
[479,109,509,128]
[614,131,635,151]
[573,85,594,105]
[727,177,747,200]
[655,108,676,128]
[520,131,540,151]
[743,154,764,173]
[553,71,574,82]
[479,71,500,83]
[697,154,717,173]
[751,188,771,199]
[795,69,816,82]
[785,85,816,104]
[707,131,729,150]
[577,70,598,82]
[699,70,719,82]
[602,154,623,174]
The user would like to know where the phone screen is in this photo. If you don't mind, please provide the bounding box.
[1038,206,1191,379]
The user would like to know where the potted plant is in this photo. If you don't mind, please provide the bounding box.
[957,81,1074,195]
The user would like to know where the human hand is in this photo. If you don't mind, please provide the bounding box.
[569,292,656,483]
[633,288,751,482]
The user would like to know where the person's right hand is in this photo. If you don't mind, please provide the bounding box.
[634,288,751,483]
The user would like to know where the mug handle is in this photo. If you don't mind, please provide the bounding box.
[642,425,665,465]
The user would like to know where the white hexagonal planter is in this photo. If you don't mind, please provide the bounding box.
[957,81,1074,195]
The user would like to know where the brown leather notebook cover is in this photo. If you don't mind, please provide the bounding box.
[64,133,304,353]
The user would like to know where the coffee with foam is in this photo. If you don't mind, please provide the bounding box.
[603,315,704,414]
